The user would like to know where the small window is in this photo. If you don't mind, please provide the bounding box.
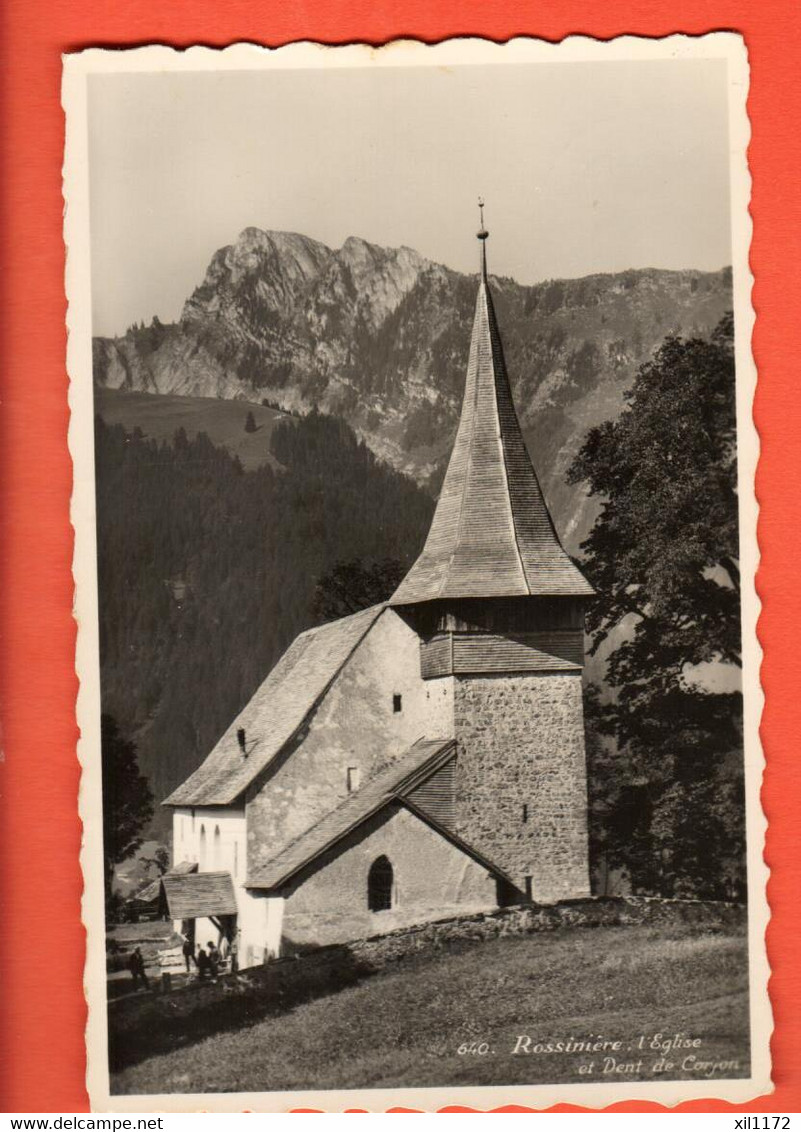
[347,766,360,793]
[213,824,221,867]
[522,804,529,823]
[199,825,207,869]
[524,876,533,901]
[368,855,394,911]
[392,694,402,713]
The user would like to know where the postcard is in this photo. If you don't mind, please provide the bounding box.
[63,34,770,1110]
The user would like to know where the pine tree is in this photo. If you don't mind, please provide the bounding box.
[311,558,406,623]
[101,714,154,901]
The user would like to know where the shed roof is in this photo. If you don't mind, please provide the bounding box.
[128,879,161,906]
[391,258,592,604]
[247,737,509,890]
[160,871,238,920]
[164,603,387,807]
[171,860,200,875]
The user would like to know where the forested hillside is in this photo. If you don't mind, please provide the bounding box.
[95,413,433,821]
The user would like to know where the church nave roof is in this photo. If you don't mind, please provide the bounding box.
[164,602,387,807]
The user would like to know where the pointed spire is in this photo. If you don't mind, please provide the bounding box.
[477,196,489,281]
[391,213,592,606]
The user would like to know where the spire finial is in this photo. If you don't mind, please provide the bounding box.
[476,197,489,281]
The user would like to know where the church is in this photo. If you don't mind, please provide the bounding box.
[162,216,595,969]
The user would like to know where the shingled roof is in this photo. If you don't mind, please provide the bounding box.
[391,243,592,605]
[128,879,161,907]
[160,871,238,920]
[248,737,480,889]
[164,603,387,807]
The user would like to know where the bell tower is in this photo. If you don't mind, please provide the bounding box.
[391,204,593,902]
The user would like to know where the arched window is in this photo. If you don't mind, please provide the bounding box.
[367,856,394,912]
[213,825,221,867]
[199,825,206,869]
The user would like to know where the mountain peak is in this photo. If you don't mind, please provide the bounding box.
[236,227,331,258]
[231,227,332,278]
[340,234,372,252]
[331,236,428,315]
[180,227,333,324]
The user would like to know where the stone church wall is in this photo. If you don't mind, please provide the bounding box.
[245,609,454,880]
[280,802,498,950]
[453,671,591,902]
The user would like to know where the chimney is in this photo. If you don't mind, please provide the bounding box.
[237,728,247,755]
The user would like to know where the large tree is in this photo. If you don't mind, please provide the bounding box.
[101,714,154,900]
[569,313,745,899]
[311,557,407,624]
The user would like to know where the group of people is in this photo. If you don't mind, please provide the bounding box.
[181,932,239,982]
[125,929,240,993]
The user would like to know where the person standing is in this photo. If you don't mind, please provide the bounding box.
[181,934,195,974]
[128,947,149,991]
[195,944,210,982]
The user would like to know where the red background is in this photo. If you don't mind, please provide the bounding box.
[1,0,799,1113]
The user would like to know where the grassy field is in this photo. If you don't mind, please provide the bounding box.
[112,923,749,1095]
[95,387,291,471]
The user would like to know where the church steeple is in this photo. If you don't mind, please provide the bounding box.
[392,206,592,606]
[477,196,489,282]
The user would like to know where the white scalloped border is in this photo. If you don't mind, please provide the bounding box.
[62,31,768,1113]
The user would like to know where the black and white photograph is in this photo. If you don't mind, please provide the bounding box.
[63,35,768,1110]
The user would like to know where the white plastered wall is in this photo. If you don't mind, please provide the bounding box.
[171,804,274,966]
[172,804,247,879]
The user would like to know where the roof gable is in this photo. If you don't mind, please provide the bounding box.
[164,603,387,807]
[392,276,592,604]
[247,738,454,888]
[247,737,511,890]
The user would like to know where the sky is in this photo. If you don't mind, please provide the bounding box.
[88,58,732,337]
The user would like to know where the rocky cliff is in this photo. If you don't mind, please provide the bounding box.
[93,228,732,551]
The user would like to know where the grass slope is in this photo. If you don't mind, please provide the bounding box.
[94,387,290,471]
[112,923,749,1095]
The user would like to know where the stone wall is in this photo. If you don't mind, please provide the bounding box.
[453,672,590,901]
[346,896,745,966]
[108,896,746,1073]
[281,802,498,951]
